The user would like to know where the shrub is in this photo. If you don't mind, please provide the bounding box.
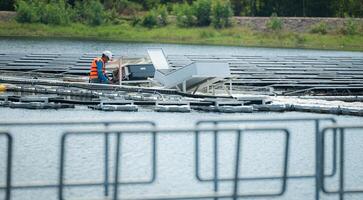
[173,3,196,27]
[310,22,328,34]
[113,0,142,15]
[41,0,71,25]
[74,0,105,26]
[140,5,168,28]
[155,5,168,26]
[144,0,160,10]
[266,13,283,32]
[15,0,38,23]
[340,18,358,35]
[103,8,124,24]
[131,15,142,26]
[211,0,233,29]
[15,0,71,25]
[142,10,157,28]
[192,0,212,26]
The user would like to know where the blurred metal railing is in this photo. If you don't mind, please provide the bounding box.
[195,117,337,200]
[60,127,290,200]
[321,125,363,200]
[0,120,156,200]
[0,132,12,200]
[0,118,362,200]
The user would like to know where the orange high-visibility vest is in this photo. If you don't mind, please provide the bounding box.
[89,58,105,79]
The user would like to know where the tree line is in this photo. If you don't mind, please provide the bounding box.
[1,0,362,17]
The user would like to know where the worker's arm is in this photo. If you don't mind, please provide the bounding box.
[96,60,109,83]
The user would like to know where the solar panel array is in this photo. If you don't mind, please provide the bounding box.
[168,55,363,89]
[1,53,363,93]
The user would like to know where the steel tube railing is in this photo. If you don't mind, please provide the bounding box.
[0,132,13,200]
[59,128,157,200]
[195,118,337,200]
[0,120,156,200]
[1,118,363,200]
[60,127,290,200]
[321,125,363,200]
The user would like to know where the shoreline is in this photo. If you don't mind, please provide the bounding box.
[0,21,362,52]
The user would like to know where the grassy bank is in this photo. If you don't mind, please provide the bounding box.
[1,21,363,51]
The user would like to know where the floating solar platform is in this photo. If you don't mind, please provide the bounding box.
[0,52,362,95]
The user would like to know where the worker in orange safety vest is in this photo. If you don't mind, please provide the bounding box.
[89,51,113,84]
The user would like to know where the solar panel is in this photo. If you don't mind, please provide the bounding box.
[147,48,170,70]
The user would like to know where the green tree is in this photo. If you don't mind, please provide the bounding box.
[173,2,196,27]
[15,0,39,23]
[231,0,242,15]
[0,0,15,11]
[192,0,212,26]
[41,0,71,25]
[211,0,233,28]
[74,0,106,25]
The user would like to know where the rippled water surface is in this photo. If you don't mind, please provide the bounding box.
[1,37,363,57]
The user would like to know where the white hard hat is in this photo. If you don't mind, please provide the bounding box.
[102,51,113,60]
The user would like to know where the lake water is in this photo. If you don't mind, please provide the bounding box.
[1,37,363,57]
[0,38,363,200]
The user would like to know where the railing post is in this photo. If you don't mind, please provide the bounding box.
[213,122,219,200]
[195,130,201,181]
[233,130,242,200]
[104,123,110,197]
[4,133,13,200]
[315,120,321,200]
[59,134,67,200]
[113,132,121,200]
[339,128,345,200]
[151,131,157,182]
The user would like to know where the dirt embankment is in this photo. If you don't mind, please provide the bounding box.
[0,11,16,22]
[234,16,363,32]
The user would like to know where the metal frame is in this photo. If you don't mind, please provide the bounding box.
[195,117,337,200]
[59,129,157,200]
[0,120,156,199]
[2,118,363,200]
[60,127,290,200]
[321,125,363,200]
[0,132,13,200]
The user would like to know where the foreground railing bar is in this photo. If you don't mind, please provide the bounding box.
[63,127,287,135]
[339,128,345,200]
[195,118,337,183]
[0,120,156,200]
[0,132,13,200]
[104,130,110,197]
[0,179,153,190]
[315,120,321,200]
[321,125,363,197]
[230,128,290,198]
[64,192,286,200]
[61,127,289,199]
[5,119,363,200]
[213,122,218,200]
[59,130,157,200]
[114,132,122,200]
[0,120,157,127]
[232,130,242,200]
